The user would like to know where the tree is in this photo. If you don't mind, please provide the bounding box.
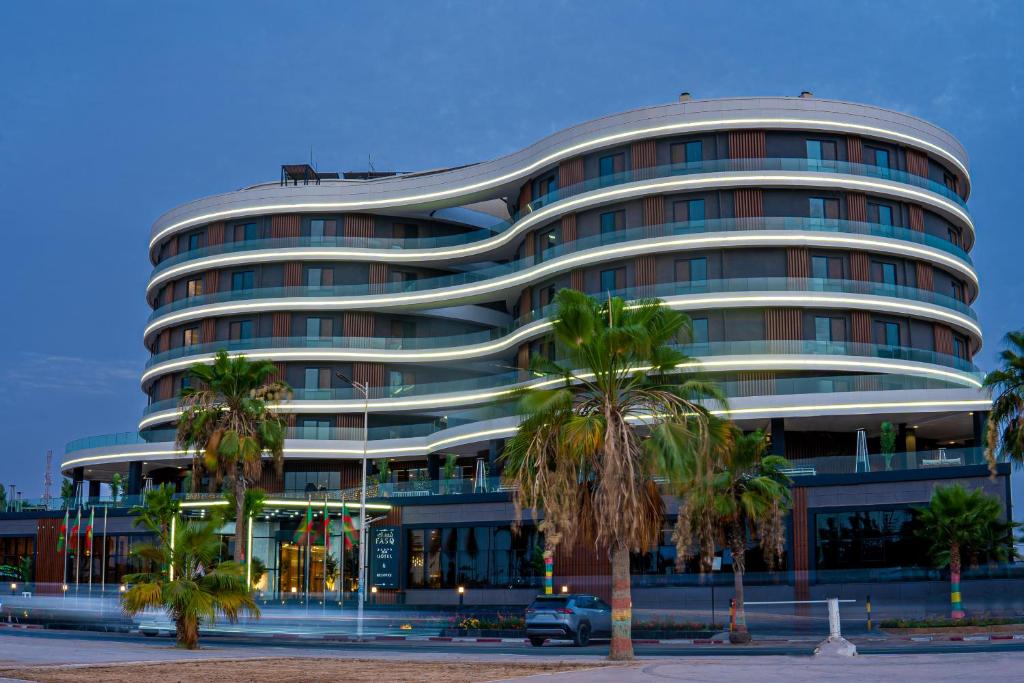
[130,484,180,541]
[176,350,290,563]
[0,484,6,512]
[984,331,1024,472]
[501,290,722,660]
[880,421,897,471]
[60,479,75,508]
[672,426,791,643]
[914,484,1015,619]
[122,516,258,649]
[110,473,123,504]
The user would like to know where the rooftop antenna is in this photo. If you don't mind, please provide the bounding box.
[42,449,53,506]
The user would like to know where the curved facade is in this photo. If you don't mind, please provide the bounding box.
[64,96,990,491]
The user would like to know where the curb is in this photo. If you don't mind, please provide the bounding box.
[899,633,1024,642]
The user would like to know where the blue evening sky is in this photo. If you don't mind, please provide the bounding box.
[1,1,1021,497]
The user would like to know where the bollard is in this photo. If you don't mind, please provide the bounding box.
[866,594,872,631]
[729,598,736,632]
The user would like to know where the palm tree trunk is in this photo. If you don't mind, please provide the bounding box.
[729,530,751,644]
[175,614,199,649]
[234,466,246,563]
[608,542,634,661]
[950,543,964,619]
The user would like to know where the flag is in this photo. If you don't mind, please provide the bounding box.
[70,508,81,552]
[322,499,331,552]
[341,503,356,550]
[56,510,69,552]
[293,500,314,544]
[85,508,95,555]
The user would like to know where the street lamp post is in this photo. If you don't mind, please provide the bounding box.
[337,372,370,641]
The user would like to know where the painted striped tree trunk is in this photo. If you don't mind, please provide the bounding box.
[609,543,634,660]
[950,544,965,619]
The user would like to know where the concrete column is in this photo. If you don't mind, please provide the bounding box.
[427,453,440,481]
[72,467,85,501]
[87,480,101,499]
[769,417,786,456]
[488,439,505,476]
[127,462,143,496]
[972,410,989,448]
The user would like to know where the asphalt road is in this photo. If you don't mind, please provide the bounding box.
[2,626,1024,663]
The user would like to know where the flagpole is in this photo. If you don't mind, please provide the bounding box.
[322,497,328,614]
[339,502,345,607]
[87,507,94,599]
[61,508,69,600]
[74,506,81,599]
[304,497,311,614]
[100,506,108,613]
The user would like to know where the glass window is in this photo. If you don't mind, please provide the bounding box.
[306,317,321,338]
[307,268,322,287]
[676,257,707,283]
[873,148,890,168]
[179,375,191,393]
[187,233,202,251]
[599,268,624,293]
[815,316,832,343]
[953,336,966,359]
[533,174,557,201]
[877,321,900,347]
[186,278,203,298]
[231,271,254,291]
[879,262,897,285]
[673,199,705,225]
[811,256,827,279]
[299,419,332,440]
[806,140,837,161]
[809,197,839,220]
[182,327,199,346]
[670,141,703,165]
[690,318,709,345]
[869,203,894,226]
[598,153,625,185]
[951,282,964,303]
[229,320,253,340]
[234,222,258,241]
[814,508,925,570]
[600,210,623,235]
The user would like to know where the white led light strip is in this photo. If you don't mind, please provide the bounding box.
[148,170,975,282]
[63,396,991,470]
[150,114,970,248]
[145,225,978,297]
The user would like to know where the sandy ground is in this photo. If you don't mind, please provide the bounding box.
[0,658,609,683]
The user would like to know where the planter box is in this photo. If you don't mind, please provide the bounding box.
[440,628,523,638]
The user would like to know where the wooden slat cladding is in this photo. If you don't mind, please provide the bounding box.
[157,375,174,401]
[735,371,776,397]
[273,362,287,382]
[283,262,302,287]
[336,414,362,429]
[631,140,657,180]
[558,157,584,194]
[272,312,291,337]
[851,311,872,343]
[734,189,763,218]
[36,518,64,588]
[516,344,530,370]
[728,130,766,159]
[846,193,867,222]
[200,318,216,344]
[523,234,535,259]
[204,270,219,295]
[765,308,801,340]
[561,213,578,243]
[255,467,283,493]
[916,262,934,291]
[207,222,225,246]
[791,487,810,602]
[270,214,301,239]
[850,252,870,281]
[166,237,178,258]
[570,269,584,291]
[353,361,384,387]
[345,214,374,239]
[934,324,954,355]
[343,312,375,337]
[517,183,531,213]
[157,329,170,353]
[908,205,925,232]
[340,461,362,489]
[786,247,810,278]
[846,136,863,165]
[634,255,656,295]
[518,287,532,320]
[906,148,929,177]
[642,196,665,228]
[554,537,612,601]
[369,263,390,293]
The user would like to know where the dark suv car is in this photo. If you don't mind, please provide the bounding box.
[525,594,611,646]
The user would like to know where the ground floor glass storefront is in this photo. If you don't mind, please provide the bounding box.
[814,506,927,570]
[405,524,543,589]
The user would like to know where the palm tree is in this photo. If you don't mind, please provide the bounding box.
[176,350,290,563]
[130,484,180,541]
[914,483,1015,619]
[672,426,791,643]
[122,517,258,649]
[984,331,1024,472]
[502,290,723,660]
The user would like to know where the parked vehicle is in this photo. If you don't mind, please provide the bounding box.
[524,593,611,646]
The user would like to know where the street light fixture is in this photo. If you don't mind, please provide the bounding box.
[337,371,370,641]
[458,585,465,606]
